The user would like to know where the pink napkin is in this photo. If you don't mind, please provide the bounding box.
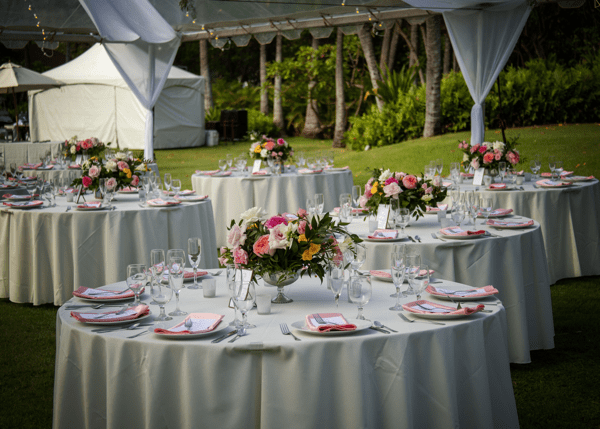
[426,285,499,299]
[68,164,81,169]
[460,172,474,178]
[174,194,208,201]
[2,200,43,208]
[77,201,102,209]
[119,186,139,192]
[298,168,323,174]
[536,179,572,187]
[167,189,195,196]
[36,165,54,170]
[489,183,506,189]
[488,208,513,216]
[154,313,224,335]
[333,207,368,214]
[72,286,137,299]
[146,198,181,206]
[541,171,573,177]
[368,229,399,239]
[33,162,43,169]
[440,227,486,236]
[426,204,448,212]
[195,169,221,176]
[487,219,534,227]
[369,269,433,278]
[403,300,484,316]
[71,304,150,323]
[305,313,357,332]
[213,171,232,177]
[2,194,32,199]
[0,184,17,189]
[252,170,269,175]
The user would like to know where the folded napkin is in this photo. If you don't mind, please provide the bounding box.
[326,165,350,170]
[174,194,208,201]
[213,171,232,177]
[72,286,137,299]
[305,313,357,332]
[370,268,434,278]
[442,181,453,187]
[298,168,323,174]
[154,313,224,335]
[487,219,534,227]
[2,194,31,200]
[252,170,269,175]
[488,183,506,189]
[426,204,448,212]
[195,169,221,176]
[426,285,499,298]
[368,229,399,239]
[333,206,368,214]
[536,179,572,187]
[564,175,596,181]
[32,162,43,169]
[146,198,181,206]
[77,201,103,209]
[0,184,17,189]
[167,189,195,196]
[460,172,474,178]
[3,200,44,207]
[162,269,208,281]
[439,227,486,236]
[119,186,139,192]
[68,164,81,169]
[403,300,484,316]
[541,171,573,177]
[489,208,513,216]
[71,304,149,323]
[59,188,77,195]
[36,165,54,170]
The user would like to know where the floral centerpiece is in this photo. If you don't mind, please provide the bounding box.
[70,152,148,193]
[359,168,447,219]
[458,139,520,172]
[63,136,108,160]
[218,207,361,300]
[249,136,293,162]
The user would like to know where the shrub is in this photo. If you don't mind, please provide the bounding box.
[247,109,280,138]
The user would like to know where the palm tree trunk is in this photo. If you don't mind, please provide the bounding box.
[302,36,321,138]
[423,15,442,138]
[199,40,214,111]
[358,25,384,111]
[398,23,425,85]
[333,28,346,148]
[273,34,285,133]
[260,44,269,115]
[387,21,401,71]
[379,27,392,77]
[443,32,451,75]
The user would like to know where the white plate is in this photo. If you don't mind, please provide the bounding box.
[75,204,106,211]
[75,286,138,302]
[4,195,32,201]
[146,201,182,207]
[326,168,349,172]
[174,196,208,202]
[5,202,44,210]
[117,190,139,194]
[151,320,229,339]
[370,272,393,283]
[298,171,322,175]
[250,173,272,177]
[488,222,533,229]
[77,312,152,326]
[427,288,497,302]
[437,231,487,240]
[562,176,594,182]
[485,186,516,191]
[291,319,372,335]
[361,234,408,243]
[408,310,470,320]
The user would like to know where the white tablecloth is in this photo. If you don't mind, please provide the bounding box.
[343,214,553,364]
[0,141,63,165]
[0,194,218,306]
[21,166,82,184]
[191,169,354,247]
[455,178,600,283]
[54,276,518,429]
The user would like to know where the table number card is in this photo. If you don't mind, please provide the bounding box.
[75,185,86,203]
[252,160,262,174]
[228,269,253,308]
[376,204,391,229]
[473,168,485,186]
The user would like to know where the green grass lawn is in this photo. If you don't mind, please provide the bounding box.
[1,123,599,428]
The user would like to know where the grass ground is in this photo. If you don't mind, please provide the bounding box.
[1,124,599,428]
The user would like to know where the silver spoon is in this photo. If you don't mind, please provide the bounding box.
[414,235,422,243]
[373,320,397,332]
[209,270,223,276]
[65,205,71,212]
[185,318,193,329]
[228,326,246,343]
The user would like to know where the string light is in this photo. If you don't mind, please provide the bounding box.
[23,0,53,57]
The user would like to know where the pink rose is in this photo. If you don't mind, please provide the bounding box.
[88,165,100,178]
[395,172,405,181]
[265,215,288,230]
[278,152,283,156]
[253,235,275,257]
[82,176,92,188]
[383,182,402,198]
[366,178,374,187]
[269,224,290,250]
[277,138,286,146]
[131,175,139,187]
[297,208,308,218]
[264,141,275,151]
[218,246,229,266]
[470,159,480,170]
[384,177,399,186]
[470,144,480,154]
[298,220,307,235]
[426,187,433,194]
[402,175,418,190]
[483,152,495,164]
[106,177,117,190]
[478,146,487,154]
[358,195,368,208]
[421,183,428,190]
[233,247,248,265]
[507,151,519,165]
[495,152,502,161]
[117,161,129,171]
[227,224,247,249]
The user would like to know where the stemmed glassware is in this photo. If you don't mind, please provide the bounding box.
[314,193,324,216]
[296,151,305,168]
[548,156,556,180]
[348,275,372,320]
[167,249,187,316]
[468,194,480,227]
[499,161,507,183]
[530,159,541,179]
[171,179,181,199]
[99,178,107,204]
[352,185,362,217]
[306,197,316,218]
[233,271,256,329]
[339,193,352,223]
[150,250,172,321]
[389,250,407,310]
[26,182,37,199]
[436,158,443,176]
[226,264,241,327]
[187,237,202,290]
[450,162,460,182]
[126,264,147,306]
[348,242,367,276]
[464,190,475,224]
[405,254,421,296]
[226,154,233,170]
[554,161,563,179]
[397,208,410,236]
[164,173,172,194]
[235,156,247,176]
[328,259,345,308]
[479,197,492,224]
[451,203,466,228]
[412,265,430,300]
[390,198,400,228]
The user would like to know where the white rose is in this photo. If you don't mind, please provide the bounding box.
[492,141,505,152]
[378,169,393,182]
[337,236,353,254]
[421,194,433,202]
[260,149,268,158]
[115,152,127,160]
[240,206,266,226]
[463,153,469,162]
[82,160,91,169]
[70,146,76,154]
[268,223,292,250]
[106,160,118,172]
[135,163,146,171]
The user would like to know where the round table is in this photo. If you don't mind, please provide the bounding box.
[0,194,218,306]
[0,184,28,198]
[191,169,354,247]
[21,165,82,184]
[342,213,553,364]
[54,276,518,429]
[455,178,600,284]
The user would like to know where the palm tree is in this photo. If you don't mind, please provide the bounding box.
[333,27,346,148]
[301,36,322,138]
[358,25,384,112]
[423,15,442,138]
[199,40,214,112]
[273,34,285,133]
[260,44,269,115]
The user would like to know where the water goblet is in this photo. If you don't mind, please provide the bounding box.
[464,190,476,224]
[499,161,507,183]
[480,197,492,224]
[554,161,563,179]
[226,154,233,170]
[451,203,466,228]
[226,264,241,327]
[164,173,172,193]
[349,242,367,276]
[405,254,421,296]
[187,237,202,290]
[171,179,181,198]
[390,251,407,310]
[328,260,345,308]
[218,159,227,172]
[397,208,410,235]
[126,264,147,306]
[530,160,539,179]
[99,178,107,202]
[348,275,372,320]
[469,196,480,227]
[436,158,443,176]
[314,193,324,216]
[167,250,187,316]
[412,265,430,300]
[150,249,165,284]
[548,156,556,180]
[150,271,173,321]
[306,197,316,218]
[339,194,353,223]
[233,271,256,329]
[390,198,400,228]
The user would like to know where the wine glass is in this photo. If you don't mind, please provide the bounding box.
[405,254,421,296]
[218,159,228,172]
[150,250,172,320]
[314,193,324,216]
[464,190,475,224]
[469,195,480,227]
[226,154,233,170]
[436,158,443,176]
[43,184,53,207]
[530,160,540,179]
[339,193,352,223]
[499,161,507,183]
[349,242,367,275]
[167,249,187,316]
[171,179,181,199]
[26,182,37,199]
[226,264,241,327]
[187,237,202,290]
[51,180,59,206]
[548,156,556,180]
[348,275,372,320]
[480,197,492,224]
[233,271,256,329]
[99,178,107,203]
[390,251,406,310]
[554,161,563,179]
[412,265,430,300]
[352,185,361,208]
[164,173,172,194]
[397,208,410,236]
[126,264,147,307]
[328,260,345,308]
[150,249,165,284]
[296,152,306,168]
[306,197,316,218]
[451,203,466,228]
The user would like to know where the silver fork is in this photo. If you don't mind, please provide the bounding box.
[313,313,337,325]
[431,232,447,242]
[398,312,445,326]
[92,306,128,319]
[280,323,301,341]
[65,205,71,212]
[414,235,422,243]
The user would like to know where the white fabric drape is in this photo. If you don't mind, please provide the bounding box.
[403,0,531,144]
[79,0,181,160]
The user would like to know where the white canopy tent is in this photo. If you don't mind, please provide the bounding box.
[28,43,206,151]
[1,0,536,150]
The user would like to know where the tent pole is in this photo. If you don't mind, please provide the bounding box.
[12,88,19,140]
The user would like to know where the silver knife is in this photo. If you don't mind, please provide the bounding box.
[212,329,238,343]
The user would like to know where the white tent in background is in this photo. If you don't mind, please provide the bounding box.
[28,43,205,151]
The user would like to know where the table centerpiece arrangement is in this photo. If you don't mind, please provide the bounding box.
[249,136,293,173]
[63,135,109,161]
[359,168,447,220]
[219,207,362,303]
[70,153,148,196]
[458,138,520,176]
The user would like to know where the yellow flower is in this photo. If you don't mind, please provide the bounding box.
[254,145,262,154]
[123,168,132,178]
[302,249,313,261]
[302,243,321,261]
[371,181,379,195]
[298,234,307,242]
[309,243,321,254]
